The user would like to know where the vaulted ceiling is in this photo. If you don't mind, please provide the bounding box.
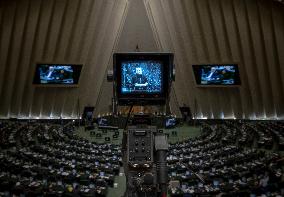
[0,0,283,119]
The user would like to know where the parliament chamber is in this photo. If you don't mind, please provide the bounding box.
[0,0,284,196]
[0,118,283,196]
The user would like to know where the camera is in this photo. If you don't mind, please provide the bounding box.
[111,52,173,197]
[123,125,168,197]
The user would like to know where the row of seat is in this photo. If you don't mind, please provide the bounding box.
[1,119,283,196]
[167,121,284,197]
[0,120,122,196]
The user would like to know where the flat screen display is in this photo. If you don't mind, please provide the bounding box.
[121,60,163,94]
[192,64,240,86]
[33,64,82,85]
[114,53,173,105]
[97,117,108,126]
[165,117,177,128]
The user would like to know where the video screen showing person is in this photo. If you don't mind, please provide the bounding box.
[121,61,163,94]
[200,65,237,85]
[165,117,177,128]
[97,117,108,126]
[39,65,74,84]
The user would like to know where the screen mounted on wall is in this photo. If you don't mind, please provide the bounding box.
[33,64,82,85]
[192,64,240,86]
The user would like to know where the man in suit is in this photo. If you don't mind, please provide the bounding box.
[131,67,148,91]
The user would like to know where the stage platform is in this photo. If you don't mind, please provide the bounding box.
[75,125,201,145]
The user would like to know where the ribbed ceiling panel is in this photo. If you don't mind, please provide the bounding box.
[144,0,284,119]
[0,0,283,119]
[0,0,128,119]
